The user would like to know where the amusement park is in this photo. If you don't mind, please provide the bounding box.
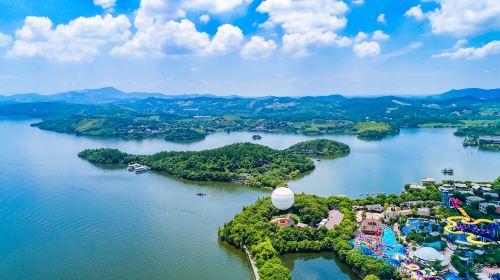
[349,180,499,280]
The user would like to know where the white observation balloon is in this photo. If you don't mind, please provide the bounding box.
[271,187,294,210]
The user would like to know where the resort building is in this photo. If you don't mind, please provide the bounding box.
[458,191,474,196]
[365,204,384,213]
[361,219,382,235]
[483,192,499,202]
[417,208,431,217]
[479,202,500,214]
[478,136,500,145]
[409,184,427,190]
[421,178,436,185]
[454,183,468,190]
[466,196,486,205]
[439,184,455,192]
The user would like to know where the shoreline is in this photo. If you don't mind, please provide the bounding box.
[244,245,260,280]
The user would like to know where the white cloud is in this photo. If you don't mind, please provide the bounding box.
[183,0,252,14]
[427,0,500,36]
[240,36,277,59]
[453,39,468,50]
[134,0,251,30]
[257,0,350,57]
[383,41,423,58]
[0,33,12,48]
[353,41,380,57]
[405,5,424,21]
[199,14,210,24]
[94,0,117,11]
[209,24,244,54]
[377,13,386,24]
[7,15,131,62]
[112,19,243,57]
[354,31,367,43]
[433,40,500,59]
[372,30,389,40]
[352,0,364,5]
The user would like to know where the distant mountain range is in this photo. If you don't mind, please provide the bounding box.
[0,87,498,105]
[429,88,500,101]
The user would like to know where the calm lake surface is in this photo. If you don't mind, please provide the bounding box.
[0,118,498,280]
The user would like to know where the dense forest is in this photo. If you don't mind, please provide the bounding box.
[78,143,316,188]
[284,139,350,157]
[2,88,498,141]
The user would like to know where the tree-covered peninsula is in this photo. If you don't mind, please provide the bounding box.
[284,139,350,157]
[219,194,400,280]
[78,143,318,188]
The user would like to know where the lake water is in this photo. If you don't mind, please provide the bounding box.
[0,118,498,280]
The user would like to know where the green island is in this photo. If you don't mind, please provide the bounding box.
[219,178,500,280]
[284,139,350,157]
[355,122,399,139]
[78,142,325,188]
[164,128,207,142]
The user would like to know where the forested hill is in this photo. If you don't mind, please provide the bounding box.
[1,87,498,142]
[78,142,320,188]
[285,139,350,157]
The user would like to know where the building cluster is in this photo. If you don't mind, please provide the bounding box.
[441,182,499,214]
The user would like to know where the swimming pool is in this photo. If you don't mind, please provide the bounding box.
[380,228,406,257]
[402,219,438,236]
[443,272,463,280]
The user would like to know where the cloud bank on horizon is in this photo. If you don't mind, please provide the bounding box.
[0,0,499,96]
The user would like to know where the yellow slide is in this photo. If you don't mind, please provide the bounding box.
[444,208,494,246]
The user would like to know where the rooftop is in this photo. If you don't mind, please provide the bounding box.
[361,219,382,233]
[466,196,486,202]
[325,210,344,229]
[414,247,450,266]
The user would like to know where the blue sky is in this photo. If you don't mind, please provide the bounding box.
[0,0,499,96]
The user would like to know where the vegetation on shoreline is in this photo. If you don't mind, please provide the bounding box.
[2,91,497,141]
[284,139,350,157]
[164,128,206,142]
[454,124,500,150]
[355,122,399,139]
[219,194,400,280]
[78,143,317,188]
[220,178,500,280]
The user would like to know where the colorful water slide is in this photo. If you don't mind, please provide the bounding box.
[444,209,495,246]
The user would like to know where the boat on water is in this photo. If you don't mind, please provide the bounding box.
[441,168,454,175]
[127,163,142,171]
[135,166,150,174]
[196,193,207,197]
[252,134,262,140]
[128,163,151,173]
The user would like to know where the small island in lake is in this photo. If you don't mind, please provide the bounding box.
[355,122,399,139]
[284,139,350,157]
[78,141,343,188]
[164,128,206,142]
